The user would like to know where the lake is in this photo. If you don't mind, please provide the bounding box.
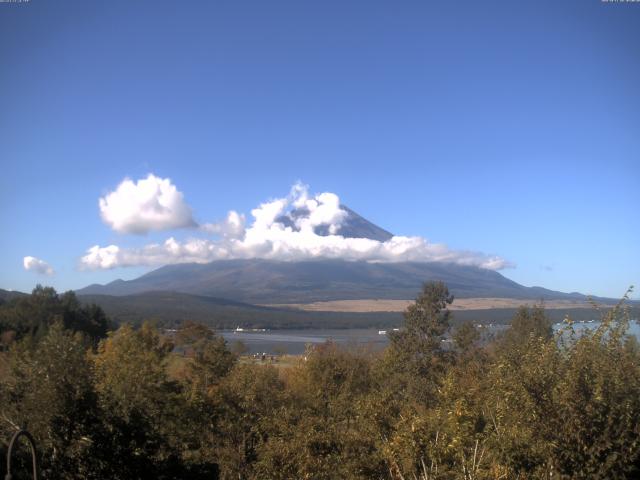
[553,319,640,342]
[222,328,389,355]
[221,320,640,355]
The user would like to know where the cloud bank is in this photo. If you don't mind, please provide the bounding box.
[81,182,512,271]
[23,256,54,275]
[99,174,196,234]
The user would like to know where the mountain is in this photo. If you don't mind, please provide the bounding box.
[76,205,601,304]
[0,288,27,304]
[276,204,393,242]
[76,258,589,304]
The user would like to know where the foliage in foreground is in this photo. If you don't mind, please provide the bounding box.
[1,284,639,479]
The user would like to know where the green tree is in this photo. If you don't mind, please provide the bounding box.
[255,343,382,480]
[487,295,640,478]
[174,321,236,399]
[0,286,110,346]
[546,301,640,478]
[91,323,190,479]
[497,304,553,354]
[384,281,454,405]
[214,363,285,480]
[453,322,481,357]
[0,322,99,478]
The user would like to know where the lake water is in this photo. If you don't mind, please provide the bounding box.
[222,328,389,355]
[553,319,640,341]
[221,320,640,355]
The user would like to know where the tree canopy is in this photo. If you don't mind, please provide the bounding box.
[1,283,639,479]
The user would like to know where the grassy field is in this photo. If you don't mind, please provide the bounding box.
[262,297,611,312]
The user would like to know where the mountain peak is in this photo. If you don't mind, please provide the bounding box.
[276,204,394,242]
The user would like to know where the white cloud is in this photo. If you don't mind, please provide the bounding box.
[23,256,54,275]
[80,245,121,269]
[99,174,196,234]
[295,191,347,235]
[201,211,246,238]
[80,183,513,270]
[80,239,224,269]
[251,198,288,230]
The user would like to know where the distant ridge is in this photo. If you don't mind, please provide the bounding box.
[0,288,27,303]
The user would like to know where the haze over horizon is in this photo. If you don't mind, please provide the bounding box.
[1,1,638,299]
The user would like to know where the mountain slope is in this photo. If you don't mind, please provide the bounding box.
[76,205,599,304]
[76,259,589,304]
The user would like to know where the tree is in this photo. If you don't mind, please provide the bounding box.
[386,281,454,404]
[91,322,187,479]
[255,343,382,480]
[487,295,640,478]
[546,301,640,478]
[453,322,481,357]
[214,363,285,480]
[498,304,553,354]
[0,286,110,346]
[174,321,236,399]
[0,322,99,478]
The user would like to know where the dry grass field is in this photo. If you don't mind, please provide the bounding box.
[262,297,605,313]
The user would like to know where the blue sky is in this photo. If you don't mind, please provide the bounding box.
[1,0,638,299]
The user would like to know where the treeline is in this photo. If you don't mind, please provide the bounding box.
[77,291,404,330]
[0,285,111,346]
[76,291,638,330]
[1,283,639,479]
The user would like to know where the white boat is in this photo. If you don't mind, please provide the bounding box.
[378,330,387,335]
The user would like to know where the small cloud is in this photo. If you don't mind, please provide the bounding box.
[99,174,196,234]
[23,256,54,275]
